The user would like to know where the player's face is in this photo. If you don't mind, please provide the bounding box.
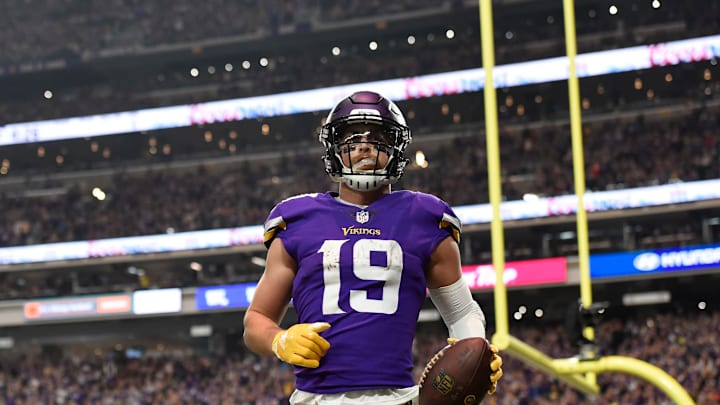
[338,123,391,172]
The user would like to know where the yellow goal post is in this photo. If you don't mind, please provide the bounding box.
[477,0,695,403]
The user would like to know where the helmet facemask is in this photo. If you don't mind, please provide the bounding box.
[319,91,412,192]
[334,124,396,191]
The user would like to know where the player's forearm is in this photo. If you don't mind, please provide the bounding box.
[243,309,282,356]
[428,277,487,339]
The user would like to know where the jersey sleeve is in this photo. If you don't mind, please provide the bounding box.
[262,193,319,249]
[414,192,463,244]
[263,209,286,248]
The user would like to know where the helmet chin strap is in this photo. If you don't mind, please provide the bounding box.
[341,173,390,191]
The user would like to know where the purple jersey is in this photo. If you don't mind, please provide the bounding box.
[263,191,461,394]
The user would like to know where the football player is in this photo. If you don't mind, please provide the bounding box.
[243,91,503,404]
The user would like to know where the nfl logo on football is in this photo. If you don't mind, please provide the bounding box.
[355,210,369,224]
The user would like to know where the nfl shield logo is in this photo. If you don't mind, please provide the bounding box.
[355,210,369,224]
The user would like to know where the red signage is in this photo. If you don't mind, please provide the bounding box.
[461,257,567,290]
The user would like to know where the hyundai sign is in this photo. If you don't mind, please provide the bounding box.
[590,244,720,278]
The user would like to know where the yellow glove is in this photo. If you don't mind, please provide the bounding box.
[272,322,331,368]
[488,343,503,395]
[447,338,504,395]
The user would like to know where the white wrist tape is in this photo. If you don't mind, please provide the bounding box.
[428,277,486,339]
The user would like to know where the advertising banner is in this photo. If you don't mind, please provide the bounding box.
[195,283,257,311]
[462,257,567,290]
[590,244,720,278]
[24,294,132,321]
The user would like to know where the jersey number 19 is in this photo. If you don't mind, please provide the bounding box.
[318,239,403,315]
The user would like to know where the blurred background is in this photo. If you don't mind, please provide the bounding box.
[0,0,719,403]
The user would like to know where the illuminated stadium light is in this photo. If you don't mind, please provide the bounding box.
[534,308,544,318]
[368,41,378,51]
[652,0,661,9]
[445,29,455,39]
[242,60,251,69]
[189,262,203,271]
[518,305,527,314]
[91,187,106,201]
[414,150,428,168]
[513,311,523,320]
[559,231,575,240]
[259,57,269,67]
[331,46,341,56]
[189,67,199,77]
[407,35,415,45]
[609,5,619,15]
[43,90,53,99]
[224,63,233,72]
[698,301,707,310]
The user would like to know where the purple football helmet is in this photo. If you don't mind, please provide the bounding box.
[319,91,412,191]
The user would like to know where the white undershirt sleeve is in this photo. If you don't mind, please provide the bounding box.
[427,277,486,339]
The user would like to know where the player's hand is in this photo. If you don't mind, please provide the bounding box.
[272,322,331,368]
[488,343,503,395]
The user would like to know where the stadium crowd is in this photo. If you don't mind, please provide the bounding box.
[1,0,447,64]
[2,0,718,124]
[0,307,716,404]
[1,100,718,248]
[3,0,710,65]
[1,1,718,404]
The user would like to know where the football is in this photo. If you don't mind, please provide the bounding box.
[418,337,494,405]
